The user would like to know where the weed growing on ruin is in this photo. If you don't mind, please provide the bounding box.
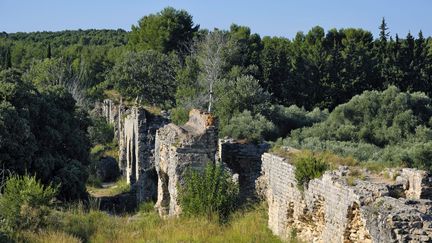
[178,163,239,220]
[293,152,329,190]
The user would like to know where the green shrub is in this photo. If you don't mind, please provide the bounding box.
[264,104,328,139]
[281,87,432,172]
[170,107,189,125]
[0,175,58,235]
[178,163,239,220]
[294,153,328,189]
[221,110,275,143]
[88,117,114,146]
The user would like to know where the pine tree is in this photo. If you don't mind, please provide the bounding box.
[377,17,391,86]
[379,17,389,42]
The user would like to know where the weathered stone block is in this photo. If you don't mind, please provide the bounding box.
[154,109,218,217]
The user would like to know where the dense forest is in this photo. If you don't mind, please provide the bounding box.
[1,7,432,200]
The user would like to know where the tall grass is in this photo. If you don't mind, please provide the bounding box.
[18,203,281,243]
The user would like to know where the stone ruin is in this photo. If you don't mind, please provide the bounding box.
[96,99,432,241]
[96,99,168,203]
[257,151,432,242]
[154,109,218,216]
[218,138,269,203]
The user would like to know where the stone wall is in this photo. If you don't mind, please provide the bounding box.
[258,152,432,242]
[218,138,269,203]
[396,168,432,199]
[120,107,168,202]
[154,109,218,217]
[95,99,167,202]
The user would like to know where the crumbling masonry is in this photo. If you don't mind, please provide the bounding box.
[257,152,432,242]
[97,100,432,242]
[97,99,167,202]
[154,109,218,216]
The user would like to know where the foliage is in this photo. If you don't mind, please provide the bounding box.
[16,203,280,243]
[107,50,177,106]
[0,175,58,235]
[88,117,114,146]
[0,69,90,200]
[129,7,199,53]
[264,104,329,139]
[221,110,275,143]
[293,152,329,189]
[170,106,189,125]
[178,163,239,220]
[214,75,271,126]
[284,87,432,171]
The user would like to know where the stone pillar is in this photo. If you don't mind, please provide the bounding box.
[120,107,167,202]
[154,109,218,217]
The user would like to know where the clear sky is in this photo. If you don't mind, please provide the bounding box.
[1,0,431,39]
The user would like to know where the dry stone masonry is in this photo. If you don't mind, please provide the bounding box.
[218,138,269,203]
[258,152,432,243]
[154,109,218,217]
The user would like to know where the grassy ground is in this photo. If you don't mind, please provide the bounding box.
[87,179,130,198]
[17,203,281,243]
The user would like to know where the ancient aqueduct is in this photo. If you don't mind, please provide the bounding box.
[97,99,432,242]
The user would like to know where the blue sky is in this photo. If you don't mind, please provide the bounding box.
[1,0,430,39]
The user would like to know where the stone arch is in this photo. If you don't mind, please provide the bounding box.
[343,202,372,243]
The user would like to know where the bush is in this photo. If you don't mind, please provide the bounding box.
[221,110,275,143]
[264,104,328,139]
[293,152,328,190]
[283,87,432,172]
[88,117,114,146]
[170,107,189,125]
[178,163,239,220]
[0,175,58,235]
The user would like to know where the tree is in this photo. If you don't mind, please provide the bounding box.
[379,17,389,42]
[108,50,177,106]
[24,58,88,106]
[260,36,291,103]
[129,7,199,53]
[195,30,229,112]
[0,69,91,200]
[221,110,275,143]
[214,75,271,126]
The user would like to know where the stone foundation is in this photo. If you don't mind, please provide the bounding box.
[258,152,432,242]
[154,109,218,216]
